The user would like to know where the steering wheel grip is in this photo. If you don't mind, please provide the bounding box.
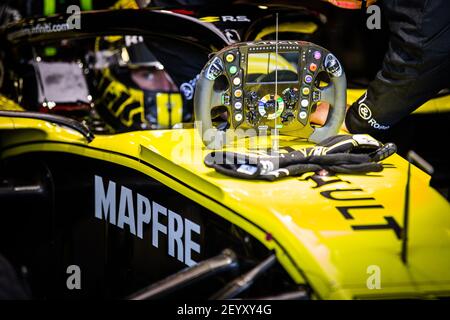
[309,71,347,143]
[194,73,225,149]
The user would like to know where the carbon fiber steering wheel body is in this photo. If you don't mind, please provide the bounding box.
[194,41,347,149]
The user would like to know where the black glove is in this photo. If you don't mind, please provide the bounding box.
[204,134,397,181]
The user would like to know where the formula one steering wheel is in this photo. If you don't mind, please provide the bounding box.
[194,41,347,149]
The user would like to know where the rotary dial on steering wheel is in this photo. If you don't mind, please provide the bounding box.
[258,94,285,120]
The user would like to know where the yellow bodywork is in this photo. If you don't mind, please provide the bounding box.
[0,111,449,299]
[0,96,25,111]
[254,21,319,40]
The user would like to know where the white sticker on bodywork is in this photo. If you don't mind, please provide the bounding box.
[94,175,201,266]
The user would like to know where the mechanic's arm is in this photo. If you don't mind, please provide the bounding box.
[345,0,450,134]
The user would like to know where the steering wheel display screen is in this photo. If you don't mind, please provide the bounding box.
[246,52,299,83]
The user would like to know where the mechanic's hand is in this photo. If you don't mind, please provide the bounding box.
[311,102,350,132]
